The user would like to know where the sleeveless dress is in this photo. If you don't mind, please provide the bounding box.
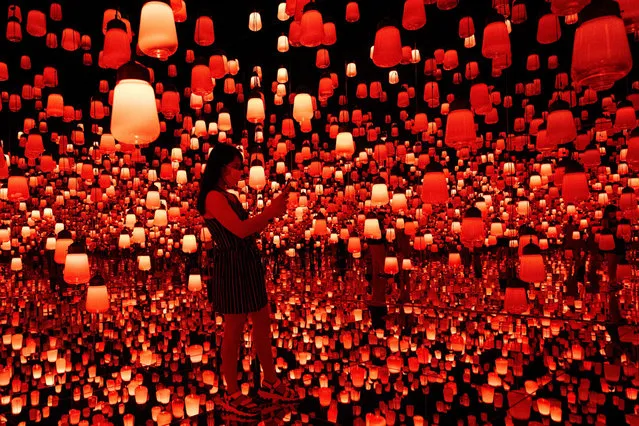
[204,188,268,314]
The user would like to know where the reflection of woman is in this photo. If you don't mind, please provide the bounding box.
[197,144,298,418]
[366,211,388,329]
[602,205,624,324]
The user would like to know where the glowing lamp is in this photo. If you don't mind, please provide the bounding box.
[571,0,632,91]
[63,242,91,284]
[421,162,449,204]
[111,61,160,145]
[363,215,382,240]
[372,25,402,68]
[504,285,528,314]
[188,274,202,291]
[138,255,152,271]
[246,95,265,123]
[293,93,314,123]
[313,213,328,236]
[519,243,546,283]
[384,256,399,275]
[185,394,200,417]
[562,161,590,203]
[249,162,266,190]
[371,182,389,206]
[335,132,355,158]
[445,100,476,149]
[10,257,22,272]
[461,207,484,245]
[182,234,197,253]
[54,230,73,264]
[138,1,178,59]
[7,175,29,202]
[86,274,110,313]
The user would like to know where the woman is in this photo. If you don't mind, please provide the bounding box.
[197,143,298,418]
[366,211,388,330]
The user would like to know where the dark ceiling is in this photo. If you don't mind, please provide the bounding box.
[0,0,637,161]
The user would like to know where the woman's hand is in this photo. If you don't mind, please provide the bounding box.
[268,189,290,218]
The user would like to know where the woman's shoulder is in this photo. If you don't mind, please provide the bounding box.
[206,188,227,200]
[204,189,231,217]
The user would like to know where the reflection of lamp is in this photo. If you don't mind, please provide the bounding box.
[188,274,202,292]
[54,230,73,264]
[182,234,197,253]
[118,231,131,249]
[598,229,616,251]
[45,234,57,251]
[10,257,22,272]
[154,208,168,227]
[391,188,407,212]
[131,222,146,244]
[363,213,382,240]
[519,243,546,283]
[384,255,399,275]
[86,274,109,313]
[7,174,29,202]
[63,242,91,284]
[313,212,328,236]
[185,394,200,417]
[145,185,161,209]
[562,161,590,203]
[461,207,484,244]
[371,179,389,207]
[138,255,152,271]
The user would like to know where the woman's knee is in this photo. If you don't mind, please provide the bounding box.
[223,314,247,335]
[249,306,272,333]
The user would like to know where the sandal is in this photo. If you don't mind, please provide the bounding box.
[217,391,261,418]
[258,378,300,403]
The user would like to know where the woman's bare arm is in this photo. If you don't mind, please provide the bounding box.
[204,191,275,239]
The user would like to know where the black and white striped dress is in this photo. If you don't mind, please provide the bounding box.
[204,188,268,314]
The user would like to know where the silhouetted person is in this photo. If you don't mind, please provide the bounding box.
[197,143,299,419]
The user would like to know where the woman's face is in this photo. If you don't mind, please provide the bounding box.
[221,157,243,187]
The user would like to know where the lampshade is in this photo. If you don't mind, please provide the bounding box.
[63,242,91,284]
[138,1,178,60]
[111,62,160,145]
[86,274,110,313]
[54,230,74,264]
[188,274,202,291]
[571,0,632,91]
[421,162,449,204]
[519,243,546,283]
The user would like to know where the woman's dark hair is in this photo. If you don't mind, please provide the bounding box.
[197,143,243,215]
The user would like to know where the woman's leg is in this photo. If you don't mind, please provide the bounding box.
[249,304,278,384]
[222,313,247,394]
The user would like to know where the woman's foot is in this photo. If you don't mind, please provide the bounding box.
[217,391,261,418]
[258,378,300,403]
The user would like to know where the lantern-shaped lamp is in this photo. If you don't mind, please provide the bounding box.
[111,61,160,145]
[63,242,91,284]
[86,274,110,313]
